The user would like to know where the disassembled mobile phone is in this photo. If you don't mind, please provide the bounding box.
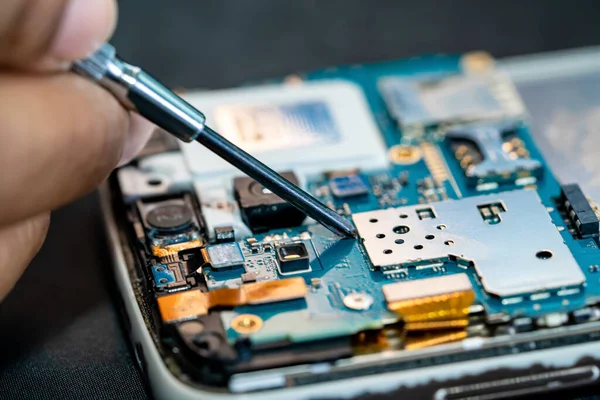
[102,51,600,399]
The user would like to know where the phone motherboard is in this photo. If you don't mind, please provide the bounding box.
[110,52,600,392]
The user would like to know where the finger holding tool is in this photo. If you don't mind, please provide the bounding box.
[73,43,357,238]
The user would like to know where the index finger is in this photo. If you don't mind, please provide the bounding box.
[0,72,129,227]
[0,0,117,69]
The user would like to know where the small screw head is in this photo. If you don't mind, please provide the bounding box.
[231,314,263,334]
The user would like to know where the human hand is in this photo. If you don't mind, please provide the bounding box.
[0,0,153,300]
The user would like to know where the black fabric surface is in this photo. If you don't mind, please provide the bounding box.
[0,194,148,400]
[2,1,600,399]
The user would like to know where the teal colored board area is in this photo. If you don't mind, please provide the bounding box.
[152,264,176,287]
[213,55,600,345]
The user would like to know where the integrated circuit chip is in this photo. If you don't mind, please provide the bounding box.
[214,226,235,243]
[329,175,370,198]
[203,243,245,270]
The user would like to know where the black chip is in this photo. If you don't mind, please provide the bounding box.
[146,203,193,231]
[214,226,235,243]
[276,242,310,274]
[560,184,599,237]
[234,171,306,232]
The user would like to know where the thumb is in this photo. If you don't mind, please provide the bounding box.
[0,0,117,69]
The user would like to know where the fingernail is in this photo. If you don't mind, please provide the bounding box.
[118,114,155,167]
[51,0,117,61]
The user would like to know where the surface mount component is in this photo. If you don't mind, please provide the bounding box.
[378,69,525,128]
[214,226,236,243]
[560,184,599,237]
[202,243,245,270]
[353,189,586,297]
[234,171,306,232]
[446,122,542,186]
[329,175,370,198]
[276,242,311,274]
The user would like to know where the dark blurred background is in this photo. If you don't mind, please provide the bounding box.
[114,0,600,89]
[1,1,600,399]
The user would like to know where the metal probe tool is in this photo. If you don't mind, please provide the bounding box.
[73,43,356,238]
